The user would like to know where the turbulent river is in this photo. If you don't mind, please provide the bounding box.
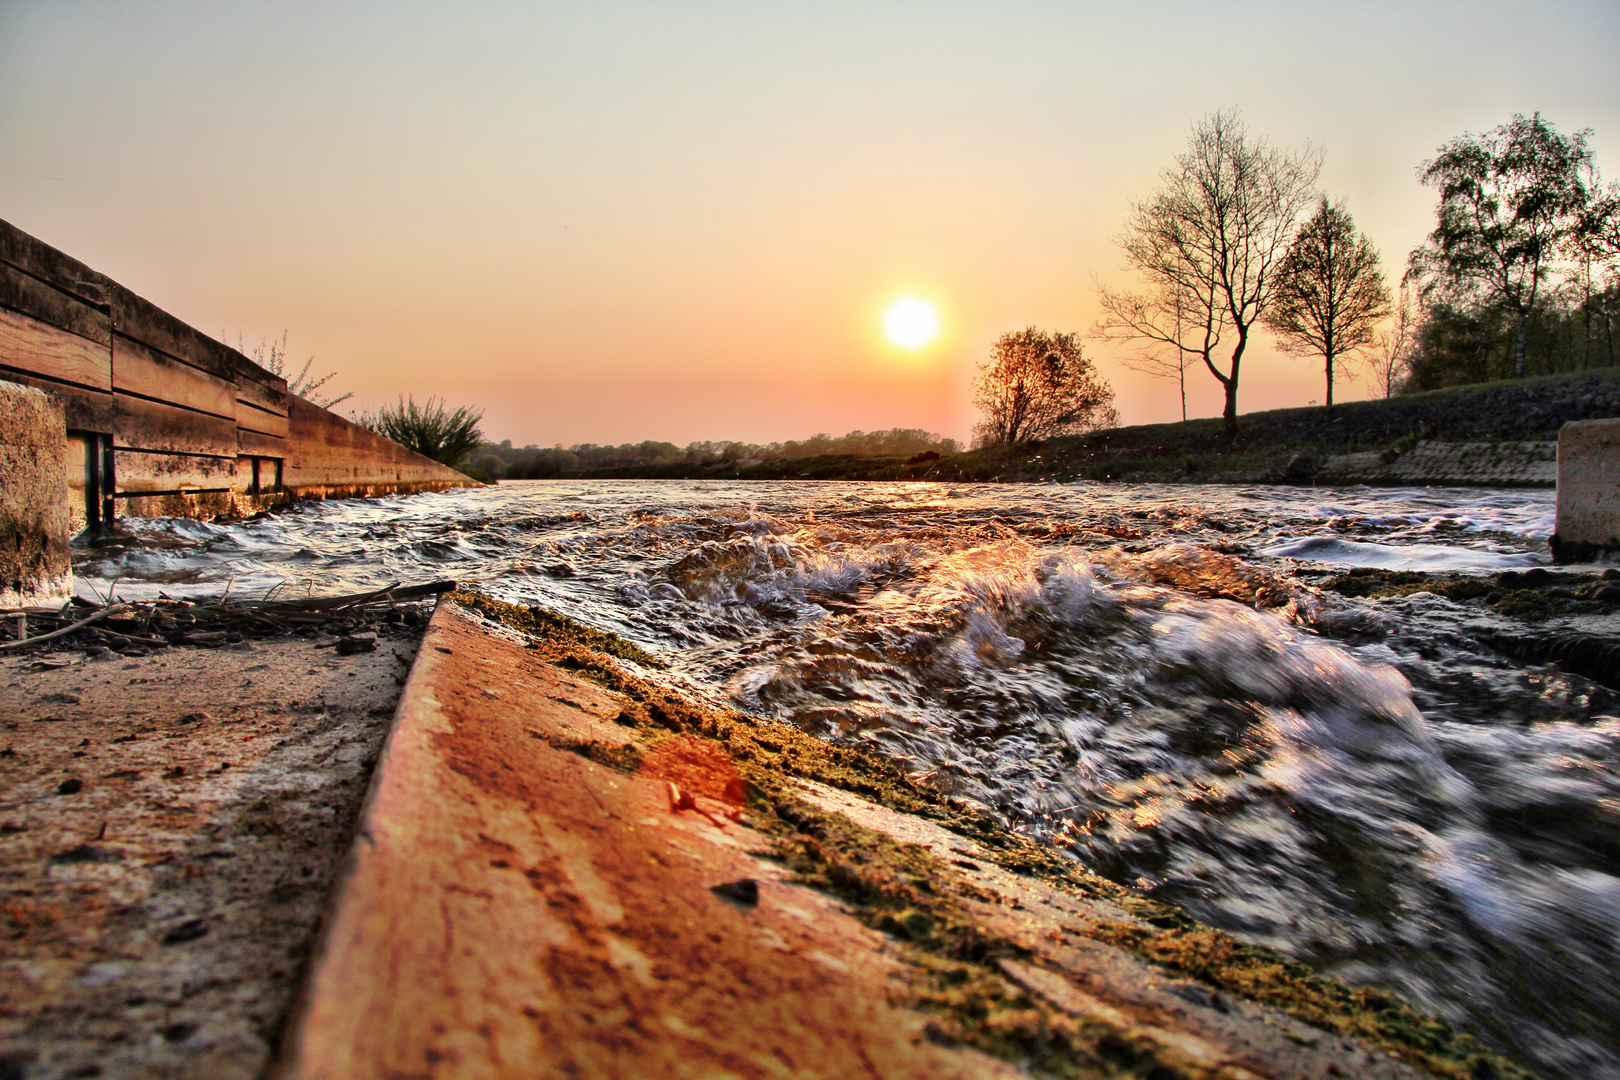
[77,481,1617,1079]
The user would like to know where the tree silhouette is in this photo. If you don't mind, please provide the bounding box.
[972,328,1117,447]
[1264,197,1391,406]
[1413,113,1594,378]
[1099,110,1319,441]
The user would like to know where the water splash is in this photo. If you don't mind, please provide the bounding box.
[75,480,1619,1079]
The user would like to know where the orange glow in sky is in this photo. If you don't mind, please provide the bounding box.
[1,2,1615,447]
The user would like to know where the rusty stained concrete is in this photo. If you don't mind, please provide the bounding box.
[0,381,71,609]
[276,604,1433,1080]
[0,628,422,1079]
[1554,418,1620,561]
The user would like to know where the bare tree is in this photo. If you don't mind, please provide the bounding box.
[971,327,1118,447]
[1099,109,1320,441]
[1093,280,1206,423]
[1263,197,1391,406]
[1412,113,1594,378]
[1361,279,1421,397]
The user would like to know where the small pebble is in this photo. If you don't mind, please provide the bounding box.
[710,878,760,907]
[337,632,378,656]
[57,778,83,795]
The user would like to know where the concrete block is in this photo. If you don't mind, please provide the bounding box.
[1553,418,1620,562]
[0,380,71,607]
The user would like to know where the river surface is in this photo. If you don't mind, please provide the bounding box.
[77,481,1617,1079]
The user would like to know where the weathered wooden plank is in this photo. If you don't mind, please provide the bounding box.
[237,428,288,457]
[110,285,244,384]
[237,397,291,437]
[0,370,113,431]
[236,372,289,417]
[112,393,238,457]
[112,449,235,494]
[236,427,288,456]
[113,334,236,419]
[286,394,469,487]
[0,306,111,390]
[0,217,113,312]
[0,262,111,346]
[64,433,91,533]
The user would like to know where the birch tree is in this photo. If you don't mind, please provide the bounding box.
[1412,113,1594,378]
[971,328,1118,447]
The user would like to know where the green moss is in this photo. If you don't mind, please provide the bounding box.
[1322,570,1496,603]
[450,589,662,666]
[1319,569,1620,622]
[451,591,1535,1080]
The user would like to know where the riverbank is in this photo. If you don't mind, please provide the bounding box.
[276,592,1526,1080]
[559,368,1619,486]
[2,592,1536,1079]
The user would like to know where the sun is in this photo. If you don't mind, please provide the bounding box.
[884,297,939,349]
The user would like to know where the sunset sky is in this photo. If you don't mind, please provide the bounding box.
[3,1,1617,448]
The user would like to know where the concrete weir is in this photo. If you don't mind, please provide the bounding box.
[0,381,71,607]
[273,597,1519,1080]
[0,217,476,529]
[1554,418,1620,562]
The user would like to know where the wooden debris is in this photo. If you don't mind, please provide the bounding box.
[0,581,457,657]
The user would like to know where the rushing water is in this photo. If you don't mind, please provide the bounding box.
[77,481,1617,1079]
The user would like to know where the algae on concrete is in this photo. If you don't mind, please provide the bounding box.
[451,589,1534,1080]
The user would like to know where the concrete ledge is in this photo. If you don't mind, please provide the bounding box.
[274,601,1479,1079]
[0,380,71,607]
[1553,419,1620,562]
[1317,440,1557,488]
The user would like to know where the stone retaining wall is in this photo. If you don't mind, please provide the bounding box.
[1317,440,1557,487]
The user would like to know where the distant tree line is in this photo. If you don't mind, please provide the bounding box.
[471,428,961,479]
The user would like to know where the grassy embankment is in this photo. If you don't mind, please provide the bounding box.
[552,367,1620,485]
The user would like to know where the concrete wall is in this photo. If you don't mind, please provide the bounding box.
[0,216,475,526]
[1317,440,1558,488]
[1553,418,1620,562]
[0,381,71,607]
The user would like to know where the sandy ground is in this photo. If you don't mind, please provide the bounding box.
[0,625,422,1080]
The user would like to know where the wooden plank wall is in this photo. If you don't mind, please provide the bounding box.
[0,217,473,524]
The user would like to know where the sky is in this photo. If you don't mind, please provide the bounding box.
[2,1,1618,448]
